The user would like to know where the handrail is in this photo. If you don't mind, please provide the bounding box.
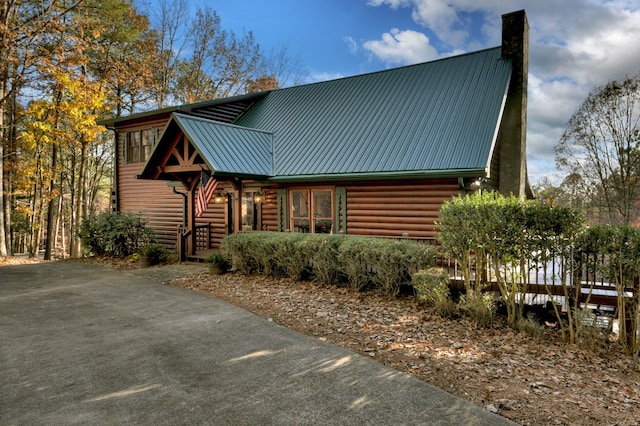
[177,223,211,261]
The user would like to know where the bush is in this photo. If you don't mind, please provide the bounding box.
[219,232,436,295]
[206,252,230,266]
[221,232,309,277]
[299,235,344,285]
[412,268,456,318]
[78,212,156,257]
[139,243,171,265]
[220,233,262,274]
[459,290,495,327]
[206,252,230,274]
[438,192,582,329]
[517,313,545,339]
[364,239,436,296]
[338,237,374,291]
[275,233,310,280]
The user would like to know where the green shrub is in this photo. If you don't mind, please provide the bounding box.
[517,313,545,338]
[575,224,640,355]
[255,235,285,277]
[365,239,436,296]
[276,233,310,280]
[206,252,230,266]
[459,290,495,327]
[139,243,171,265]
[78,212,155,257]
[220,233,262,274]
[438,192,582,329]
[299,235,344,285]
[412,268,456,318]
[338,237,374,291]
[219,233,435,295]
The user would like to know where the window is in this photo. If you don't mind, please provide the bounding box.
[241,193,256,231]
[141,128,157,161]
[123,128,158,163]
[126,131,141,163]
[290,189,333,234]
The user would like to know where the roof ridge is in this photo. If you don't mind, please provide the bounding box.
[268,46,503,94]
[172,112,275,136]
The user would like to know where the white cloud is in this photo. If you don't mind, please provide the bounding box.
[305,71,347,84]
[362,0,640,184]
[343,36,359,55]
[362,28,439,65]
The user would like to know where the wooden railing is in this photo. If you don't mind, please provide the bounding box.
[379,235,638,312]
[177,223,211,261]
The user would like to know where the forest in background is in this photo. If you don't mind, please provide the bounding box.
[0,0,304,259]
[2,0,640,260]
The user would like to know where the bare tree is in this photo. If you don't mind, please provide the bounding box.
[172,6,263,103]
[556,73,640,225]
[150,0,188,108]
[263,45,308,88]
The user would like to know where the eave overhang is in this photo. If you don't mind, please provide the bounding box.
[267,168,488,183]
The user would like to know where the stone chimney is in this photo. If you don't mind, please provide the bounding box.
[497,10,529,199]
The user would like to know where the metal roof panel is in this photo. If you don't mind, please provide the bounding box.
[235,47,512,177]
[173,114,273,177]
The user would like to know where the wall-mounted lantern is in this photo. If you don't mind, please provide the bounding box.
[470,177,489,194]
[213,191,227,204]
[253,190,265,204]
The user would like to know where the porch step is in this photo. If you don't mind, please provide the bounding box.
[185,249,217,263]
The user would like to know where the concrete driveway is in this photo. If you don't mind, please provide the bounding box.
[0,262,514,425]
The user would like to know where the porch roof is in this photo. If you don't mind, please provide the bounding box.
[138,113,273,180]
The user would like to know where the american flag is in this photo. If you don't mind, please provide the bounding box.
[195,170,219,218]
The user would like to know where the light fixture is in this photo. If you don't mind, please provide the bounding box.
[470,177,487,193]
[213,191,227,204]
[253,190,265,204]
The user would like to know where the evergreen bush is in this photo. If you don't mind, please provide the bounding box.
[78,211,155,257]
[298,235,344,285]
[438,192,582,329]
[365,238,436,296]
[338,236,374,291]
[412,267,457,317]
[139,243,171,266]
[219,232,436,295]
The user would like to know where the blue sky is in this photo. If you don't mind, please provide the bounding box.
[151,0,640,185]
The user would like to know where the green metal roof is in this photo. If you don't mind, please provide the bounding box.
[138,47,512,182]
[175,114,273,177]
[234,47,512,179]
[139,113,273,179]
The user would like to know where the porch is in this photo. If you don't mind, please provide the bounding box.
[177,223,218,262]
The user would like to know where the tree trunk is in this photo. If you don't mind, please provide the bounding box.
[0,104,7,256]
[71,141,87,257]
[44,143,58,260]
[0,0,8,257]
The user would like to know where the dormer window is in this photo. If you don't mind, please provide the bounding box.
[122,128,158,164]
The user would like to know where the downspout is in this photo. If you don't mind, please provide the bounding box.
[458,177,467,196]
[172,186,187,227]
[105,125,118,212]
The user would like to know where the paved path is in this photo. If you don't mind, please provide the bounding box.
[0,262,515,425]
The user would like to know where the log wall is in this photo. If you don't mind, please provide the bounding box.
[344,179,461,239]
[256,179,462,239]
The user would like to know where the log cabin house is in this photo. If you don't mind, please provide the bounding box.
[102,10,532,261]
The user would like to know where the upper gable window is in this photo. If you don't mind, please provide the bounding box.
[122,128,158,164]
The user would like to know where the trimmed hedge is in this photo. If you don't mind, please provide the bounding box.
[220,232,436,295]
